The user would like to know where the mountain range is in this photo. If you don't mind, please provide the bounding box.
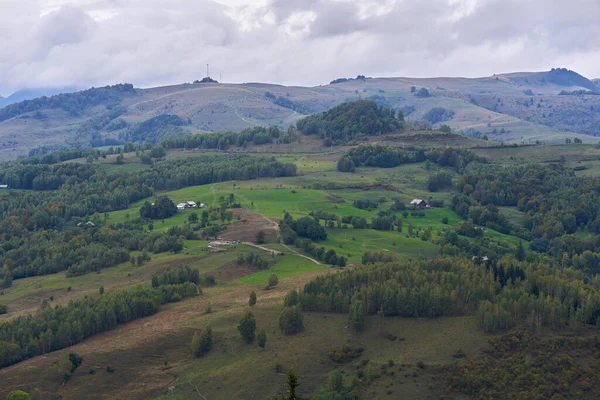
[1,68,599,161]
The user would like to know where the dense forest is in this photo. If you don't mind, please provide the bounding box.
[449,163,600,274]
[300,255,600,333]
[0,282,199,368]
[161,125,296,150]
[296,100,402,145]
[337,144,485,171]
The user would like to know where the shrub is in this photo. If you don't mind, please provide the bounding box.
[328,345,364,363]
[0,303,7,314]
[7,391,31,400]
[257,329,267,349]
[267,274,279,289]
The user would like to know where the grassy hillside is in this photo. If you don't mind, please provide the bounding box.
[1,69,599,161]
[4,121,600,400]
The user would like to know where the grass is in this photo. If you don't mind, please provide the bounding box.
[237,254,325,285]
[152,301,489,400]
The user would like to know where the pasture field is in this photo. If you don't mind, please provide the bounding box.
[237,254,325,285]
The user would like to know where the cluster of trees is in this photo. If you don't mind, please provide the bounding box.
[296,100,402,145]
[353,199,378,210]
[280,213,327,243]
[120,114,189,143]
[0,282,198,368]
[422,107,455,124]
[301,257,498,317]
[237,252,272,269]
[0,224,183,282]
[338,145,485,172]
[329,75,367,84]
[427,171,453,192]
[294,238,346,266]
[299,255,600,336]
[453,163,600,271]
[139,196,177,220]
[264,92,316,115]
[151,265,201,287]
[161,125,295,151]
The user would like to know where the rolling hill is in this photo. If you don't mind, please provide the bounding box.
[0,68,599,161]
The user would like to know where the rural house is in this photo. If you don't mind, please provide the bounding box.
[410,199,429,209]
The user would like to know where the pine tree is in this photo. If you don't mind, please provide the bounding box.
[349,299,365,332]
[238,311,256,343]
[516,241,525,261]
[249,291,257,307]
[191,327,212,357]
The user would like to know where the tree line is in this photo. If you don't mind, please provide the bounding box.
[337,144,485,172]
[0,282,199,368]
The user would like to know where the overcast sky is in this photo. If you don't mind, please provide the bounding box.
[1,0,599,96]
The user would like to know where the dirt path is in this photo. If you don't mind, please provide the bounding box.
[223,191,322,265]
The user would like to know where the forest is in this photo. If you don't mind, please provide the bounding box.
[0,282,199,368]
[337,144,485,171]
[161,125,296,150]
[296,100,402,145]
[300,255,600,333]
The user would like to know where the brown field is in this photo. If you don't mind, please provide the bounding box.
[219,208,278,243]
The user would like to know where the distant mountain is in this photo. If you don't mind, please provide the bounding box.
[0,87,79,108]
[498,68,598,92]
[0,70,598,161]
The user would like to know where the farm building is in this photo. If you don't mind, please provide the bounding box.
[177,201,203,211]
[410,199,429,209]
[0,184,8,189]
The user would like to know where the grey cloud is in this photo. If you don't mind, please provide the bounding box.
[0,0,599,96]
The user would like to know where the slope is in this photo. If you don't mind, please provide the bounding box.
[0,69,599,162]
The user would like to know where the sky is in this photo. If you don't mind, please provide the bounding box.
[1,0,599,96]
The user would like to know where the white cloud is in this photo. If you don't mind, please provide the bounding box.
[0,0,599,96]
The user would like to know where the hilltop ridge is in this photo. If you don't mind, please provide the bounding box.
[0,69,599,161]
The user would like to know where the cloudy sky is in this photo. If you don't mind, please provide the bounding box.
[1,0,599,96]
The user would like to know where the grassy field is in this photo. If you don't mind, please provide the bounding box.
[237,254,325,285]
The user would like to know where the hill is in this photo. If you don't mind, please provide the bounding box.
[0,69,599,161]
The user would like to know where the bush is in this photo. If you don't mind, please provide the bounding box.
[328,345,364,363]
[279,305,304,335]
[0,303,7,314]
[7,391,31,400]
[249,291,257,307]
[238,311,256,343]
[267,274,279,289]
[257,329,267,348]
